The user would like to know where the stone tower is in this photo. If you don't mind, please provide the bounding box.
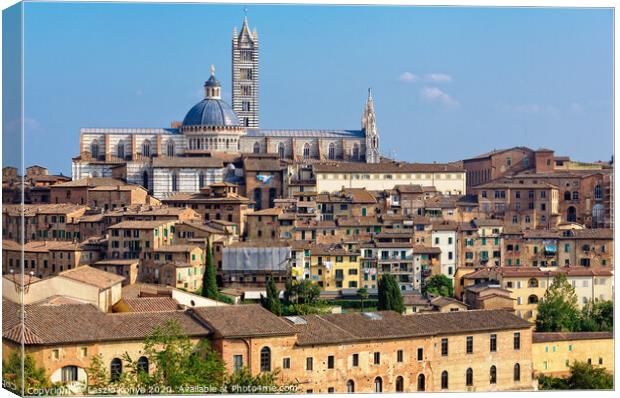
[362,88,380,163]
[232,16,259,129]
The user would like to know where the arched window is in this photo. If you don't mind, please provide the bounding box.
[278,143,286,159]
[564,191,571,200]
[592,204,605,227]
[137,356,149,374]
[61,366,78,383]
[466,368,473,386]
[528,294,539,304]
[303,143,310,160]
[490,365,497,384]
[352,144,360,161]
[260,347,271,372]
[417,374,425,391]
[166,140,175,156]
[110,358,122,382]
[441,371,449,389]
[328,143,336,160]
[374,377,382,393]
[253,142,261,154]
[142,140,151,157]
[528,278,538,288]
[513,363,520,382]
[395,376,404,392]
[90,140,99,159]
[346,380,355,393]
[142,171,149,191]
[172,171,179,192]
[567,206,577,222]
[198,171,206,189]
[117,140,125,159]
[572,191,579,200]
[594,185,603,200]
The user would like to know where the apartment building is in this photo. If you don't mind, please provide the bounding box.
[107,220,177,260]
[307,244,360,291]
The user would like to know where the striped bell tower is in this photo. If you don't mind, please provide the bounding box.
[232,15,259,129]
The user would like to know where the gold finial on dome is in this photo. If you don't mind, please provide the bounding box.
[210,64,215,76]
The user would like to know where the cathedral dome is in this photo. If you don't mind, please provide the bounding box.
[182,98,239,127]
[182,65,240,127]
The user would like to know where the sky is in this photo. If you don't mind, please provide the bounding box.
[4,2,614,175]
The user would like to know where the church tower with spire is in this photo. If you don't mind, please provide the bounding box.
[362,88,380,163]
[232,15,259,129]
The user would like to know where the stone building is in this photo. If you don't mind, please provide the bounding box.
[194,305,535,393]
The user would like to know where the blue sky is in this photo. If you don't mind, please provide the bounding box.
[6,3,614,174]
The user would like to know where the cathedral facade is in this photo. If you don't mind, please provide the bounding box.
[72,17,380,198]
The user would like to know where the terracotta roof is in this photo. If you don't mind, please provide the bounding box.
[430,296,468,308]
[191,304,296,338]
[50,177,126,188]
[2,299,209,345]
[121,297,180,313]
[59,265,125,289]
[532,332,613,343]
[2,240,98,253]
[314,162,465,173]
[108,220,173,229]
[243,157,283,172]
[89,184,146,192]
[247,208,283,216]
[463,146,533,161]
[3,203,88,216]
[153,244,202,253]
[293,309,531,346]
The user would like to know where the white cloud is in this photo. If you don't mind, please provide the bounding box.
[399,72,419,82]
[425,73,452,83]
[420,87,459,107]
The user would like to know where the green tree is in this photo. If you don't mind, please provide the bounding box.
[535,274,580,332]
[579,300,613,332]
[538,374,569,390]
[357,287,369,312]
[423,274,454,297]
[565,360,613,389]
[284,279,320,306]
[141,320,226,392]
[202,239,219,300]
[2,352,49,396]
[377,274,405,314]
[260,278,283,316]
[85,354,111,391]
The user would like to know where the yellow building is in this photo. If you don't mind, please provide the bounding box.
[532,332,614,377]
[460,267,613,322]
[308,244,360,291]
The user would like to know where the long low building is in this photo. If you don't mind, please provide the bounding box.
[532,332,614,377]
[313,162,466,195]
[3,300,535,393]
[193,305,535,393]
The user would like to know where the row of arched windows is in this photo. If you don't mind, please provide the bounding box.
[252,142,361,160]
[110,357,149,382]
[89,139,175,159]
[260,347,520,391]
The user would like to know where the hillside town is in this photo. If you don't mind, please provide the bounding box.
[2,15,614,396]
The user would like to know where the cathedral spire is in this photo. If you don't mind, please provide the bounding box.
[232,14,260,128]
[362,88,380,163]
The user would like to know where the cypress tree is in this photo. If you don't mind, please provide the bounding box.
[261,278,282,315]
[202,239,218,299]
[377,274,405,314]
